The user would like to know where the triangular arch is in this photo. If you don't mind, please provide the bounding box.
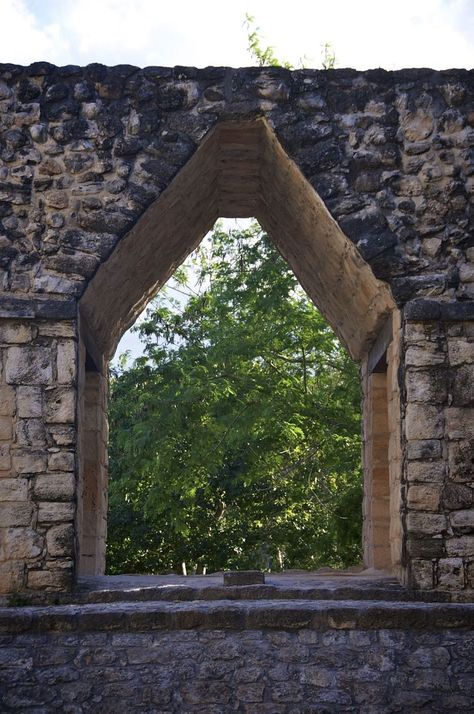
[80,118,395,361]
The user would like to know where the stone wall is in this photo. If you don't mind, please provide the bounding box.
[0,600,473,712]
[0,63,473,595]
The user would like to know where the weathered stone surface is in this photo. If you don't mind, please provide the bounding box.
[0,478,28,502]
[0,527,43,559]
[405,404,444,440]
[0,64,474,598]
[46,523,74,557]
[0,503,34,527]
[5,346,53,385]
[44,387,75,423]
[16,386,42,418]
[37,501,75,522]
[34,473,75,501]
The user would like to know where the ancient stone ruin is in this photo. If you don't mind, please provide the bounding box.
[0,62,473,598]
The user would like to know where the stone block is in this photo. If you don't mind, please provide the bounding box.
[406,512,447,537]
[0,560,25,593]
[57,340,77,384]
[5,346,53,385]
[27,568,71,590]
[38,322,76,338]
[405,368,449,405]
[437,558,465,591]
[0,416,12,440]
[15,418,46,446]
[405,345,445,367]
[406,461,446,483]
[452,365,474,406]
[448,440,474,482]
[16,386,42,418]
[0,502,34,527]
[406,537,445,559]
[450,509,474,533]
[446,408,474,439]
[48,450,75,472]
[410,559,434,589]
[223,571,265,586]
[34,474,75,501]
[407,440,442,461]
[405,404,444,440]
[37,501,75,523]
[0,443,11,471]
[0,322,32,344]
[0,385,15,416]
[407,484,441,511]
[448,338,474,365]
[45,387,75,423]
[441,482,473,509]
[49,425,75,446]
[0,478,28,501]
[46,523,74,557]
[446,536,474,557]
[12,449,47,474]
[0,527,43,559]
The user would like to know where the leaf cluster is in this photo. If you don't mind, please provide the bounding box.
[107,223,361,575]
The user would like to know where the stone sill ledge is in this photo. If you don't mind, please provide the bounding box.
[1,599,474,636]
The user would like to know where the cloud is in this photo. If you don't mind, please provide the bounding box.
[0,0,473,70]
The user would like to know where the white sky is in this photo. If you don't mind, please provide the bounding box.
[1,0,473,70]
[1,0,472,361]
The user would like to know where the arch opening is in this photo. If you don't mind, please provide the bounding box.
[77,119,400,580]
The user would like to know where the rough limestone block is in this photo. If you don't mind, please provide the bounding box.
[406,512,447,537]
[12,449,47,474]
[0,561,24,593]
[0,478,28,501]
[437,558,465,591]
[16,386,42,418]
[46,523,74,557]
[445,536,474,557]
[448,338,474,365]
[37,501,75,523]
[223,571,265,586]
[34,474,75,501]
[405,404,444,441]
[47,451,75,472]
[0,416,12,440]
[27,569,71,590]
[0,443,11,472]
[450,509,474,533]
[57,340,77,384]
[0,322,32,344]
[0,385,15,417]
[15,418,46,447]
[448,440,474,482]
[44,387,75,423]
[445,408,474,440]
[407,484,441,511]
[409,559,434,590]
[5,346,53,385]
[0,502,34,527]
[0,527,43,559]
[406,461,446,483]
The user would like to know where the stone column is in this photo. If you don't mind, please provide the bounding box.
[76,358,108,577]
[403,316,474,596]
[362,370,391,570]
[0,319,77,593]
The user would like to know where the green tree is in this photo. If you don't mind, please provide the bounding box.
[107,223,362,575]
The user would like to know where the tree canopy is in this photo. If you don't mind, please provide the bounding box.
[107,221,362,575]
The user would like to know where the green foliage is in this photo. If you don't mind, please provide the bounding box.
[107,223,362,575]
[244,13,337,70]
[321,42,337,69]
[244,14,292,68]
